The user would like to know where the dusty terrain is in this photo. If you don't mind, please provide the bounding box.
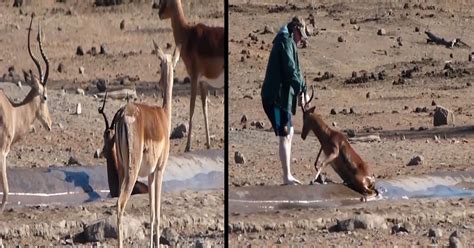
[0,0,224,246]
[229,0,474,246]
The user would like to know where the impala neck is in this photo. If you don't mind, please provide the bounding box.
[13,89,41,143]
[170,0,189,46]
[310,114,331,144]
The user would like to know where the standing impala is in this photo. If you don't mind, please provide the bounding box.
[154,0,224,152]
[114,42,179,248]
[0,13,52,211]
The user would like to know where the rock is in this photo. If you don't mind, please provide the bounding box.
[449,230,463,248]
[120,20,125,30]
[255,121,264,129]
[234,151,245,164]
[349,18,357,24]
[13,0,23,7]
[79,66,85,75]
[262,25,274,34]
[330,108,337,115]
[166,43,172,49]
[95,79,107,92]
[80,215,143,242]
[415,27,420,32]
[366,92,370,98]
[349,107,357,114]
[76,88,85,95]
[433,106,454,126]
[403,3,410,9]
[160,227,178,246]
[90,47,98,56]
[170,123,187,139]
[76,103,82,115]
[57,62,65,73]
[68,156,80,165]
[353,25,360,31]
[240,115,248,124]
[94,149,101,159]
[99,44,108,55]
[407,155,423,166]
[337,36,345,42]
[346,129,356,138]
[432,100,436,106]
[377,28,386,36]
[428,228,443,238]
[469,54,473,62]
[392,223,410,234]
[336,214,387,231]
[76,46,85,56]
[194,239,210,248]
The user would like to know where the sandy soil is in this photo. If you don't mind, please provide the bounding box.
[229,0,474,246]
[0,0,224,246]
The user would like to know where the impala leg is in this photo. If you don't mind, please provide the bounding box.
[185,74,199,152]
[313,146,323,171]
[148,172,156,248]
[312,149,338,184]
[199,81,210,149]
[117,168,140,248]
[0,152,8,212]
[154,168,164,248]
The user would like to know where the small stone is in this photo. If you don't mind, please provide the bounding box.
[433,105,454,126]
[415,27,420,32]
[95,79,107,92]
[377,28,386,36]
[120,20,125,30]
[100,44,108,55]
[160,227,178,246]
[346,129,356,138]
[76,46,84,56]
[76,88,85,95]
[170,123,187,139]
[94,149,101,159]
[76,103,82,115]
[337,36,345,42]
[349,18,357,24]
[68,156,80,165]
[353,25,360,31]
[349,107,357,114]
[57,62,65,73]
[234,151,245,164]
[262,25,274,34]
[469,54,472,62]
[79,66,85,75]
[90,46,97,56]
[432,100,436,106]
[166,43,172,49]
[366,92,370,98]
[428,228,443,238]
[407,155,423,166]
[240,115,247,124]
[330,108,337,115]
[255,121,264,129]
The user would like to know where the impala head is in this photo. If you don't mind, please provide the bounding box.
[98,91,114,157]
[153,0,176,20]
[153,40,180,95]
[26,13,52,131]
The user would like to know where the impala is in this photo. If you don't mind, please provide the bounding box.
[114,42,179,248]
[1,13,52,211]
[154,0,224,152]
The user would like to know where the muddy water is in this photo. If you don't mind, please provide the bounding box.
[229,171,474,214]
[1,150,224,207]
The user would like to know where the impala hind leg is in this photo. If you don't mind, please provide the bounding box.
[148,172,156,248]
[200,81,211,149]
[154,168,164,248]
[0,152,8,212]
[117,167,140,248]
[310,147,324,185]
[185,74,199,152]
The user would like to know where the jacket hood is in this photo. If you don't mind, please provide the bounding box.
[273,25,291,44]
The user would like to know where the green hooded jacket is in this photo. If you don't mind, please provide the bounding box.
[261,25,306,115]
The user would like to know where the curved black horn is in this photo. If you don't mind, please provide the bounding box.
[306,85,315,107]
[98,91,110,129]
[27,13,43,82]
[37,23,49,85]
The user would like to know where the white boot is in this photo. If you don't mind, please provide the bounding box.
[279,126,301,185]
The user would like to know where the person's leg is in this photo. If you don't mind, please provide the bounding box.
[278,110,301,185]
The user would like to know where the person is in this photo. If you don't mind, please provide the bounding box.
[261,16,309,185]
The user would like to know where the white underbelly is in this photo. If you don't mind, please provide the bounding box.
[202,71,224,89]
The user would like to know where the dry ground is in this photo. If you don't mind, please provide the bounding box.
[229,0,474,246]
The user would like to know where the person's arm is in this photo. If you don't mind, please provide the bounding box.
[281,41,306,95]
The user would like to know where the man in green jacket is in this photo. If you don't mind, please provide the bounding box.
[261,16,308,185]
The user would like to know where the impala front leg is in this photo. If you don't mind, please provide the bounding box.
[311,148,338,185]
[200,81,210,149]
[0,152,8,212]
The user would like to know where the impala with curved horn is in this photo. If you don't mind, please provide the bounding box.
[114,42,179,248]
[98,92,148,198]
[0,13,52,211]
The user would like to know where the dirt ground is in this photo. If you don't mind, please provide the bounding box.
[0,0,224,246]
[229,0,474,246]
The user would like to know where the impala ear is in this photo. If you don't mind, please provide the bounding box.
[172,45,180,68]
[307,106,316,113]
